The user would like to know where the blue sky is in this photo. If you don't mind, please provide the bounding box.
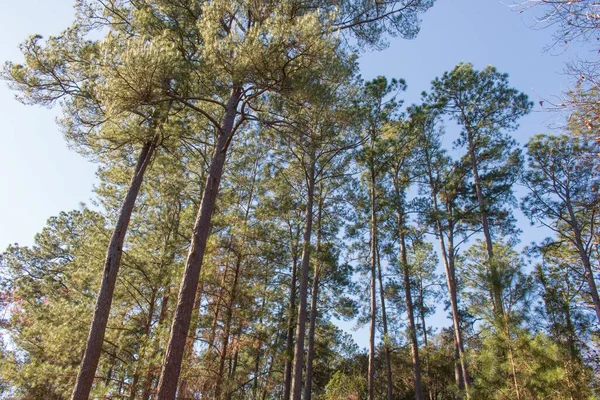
[0,0,585,344]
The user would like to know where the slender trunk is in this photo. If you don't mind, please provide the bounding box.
[447,233,470,397]
[283,250,299,400]
[303,192,323,400]
[224,346,239,400]
[565,198,600,322]
[208,260,231,349]
[376,246,393,400]
[368,162,377,400]
[71,135,158,400]
[200,248,233,395]
[129,374,140,400]
[252,323,262,399]
[578,241,600,321]
[454,341,463,395]
[291,158,316,400]
[263,346,278,400]
[418,274,432,400]
[466,131,504,317]
[505,321,521,400]
[422,137,470,397]
[417,272,428,347]
[156,87,242,399]
[141,204,180,400]
[215,253,243,399]
[129,289,157,400]
[398,206,424,400]
[141,287,171,400]
[303,268,319,400]
[177,281,204,399]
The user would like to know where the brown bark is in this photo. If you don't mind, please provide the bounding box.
[156,87,242,399]
[565,193,600,322]
[376,245,393,400]
[303,192,324,400]
[368,165,377,400]
[283,248,299,400]
[422,140,470,397]
[215,253,243,399]
[70,135,158,400]
[141,287,171,400]
[177,281,205,399]
[466,129,504,318]
[128,289,157,400]
[399,215,424,400]
[141,209,179,400]
[291,158,316,400]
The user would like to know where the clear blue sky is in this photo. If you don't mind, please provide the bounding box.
[0,0,583,344]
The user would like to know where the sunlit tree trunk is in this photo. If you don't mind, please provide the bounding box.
[368,149,378,400]
[303,192,324,400]
[376,246,393,400]
[398,209,424,400]
[465,128,504,318]
[291,156,316,400]
[283,226,300,400]
[71,133,159,400]
[157,87,242,399]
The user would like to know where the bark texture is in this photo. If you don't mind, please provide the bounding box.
[291,159,316,400]
[71,135,158,400]
[156,87,242,399]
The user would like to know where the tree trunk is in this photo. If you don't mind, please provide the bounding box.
[291,158,316,400]
[466,131,504,318]
[376,245,393,400]
[565,196,600,322]
[283,249,299,400]
[141,286,171,400]
[177,281,205,399]
[422,141,470,397]
[129,288,157,400]
[368,167,377,400]
[215,253,243,399]
[303,192,324,400]
[399,210,424,400]
[71,135,159,400]
[447,234,470,397]
[156,87,242,399]
[417,269,432,400]
[141,204,181,400]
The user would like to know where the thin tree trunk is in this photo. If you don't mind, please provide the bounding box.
[399,210,424,400]
[376,245,393,400]
[291,158,316,400]
[418,273,428,347]
[303,268,319,400]
[422,135,470,397]
[417,270,432,400]
[141,203,180,400]
[283,249,299,400]
[177,281,205,399]
[156,87,242,399]
[505,320,521,400]
[454,341,463,396]
[71,135,159,400]
[141,286,171,400]
[566,197,600,322]
[215,253,243,399]
[129,289,157,400]
[367,134,378,400]
[303,191,324,400]
[466,130,504,318]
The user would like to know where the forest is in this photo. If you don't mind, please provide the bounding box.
[0,0,599,399]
